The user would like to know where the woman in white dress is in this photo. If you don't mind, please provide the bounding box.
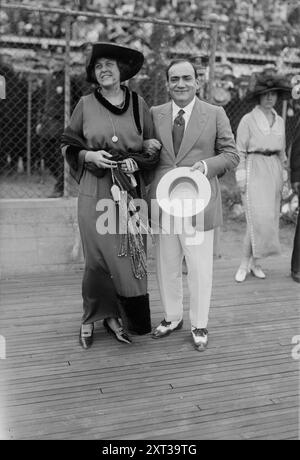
[235,73,291,282]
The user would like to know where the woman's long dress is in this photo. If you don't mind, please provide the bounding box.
[63,91,155,332]
[236,106,286,258]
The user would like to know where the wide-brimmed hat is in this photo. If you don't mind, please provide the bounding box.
[156,167,211,218]
[85,42,144,83]
[245,73,291,101]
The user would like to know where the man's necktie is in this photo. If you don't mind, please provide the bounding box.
[172,109,185,156]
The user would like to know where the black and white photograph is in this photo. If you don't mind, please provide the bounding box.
[0,0,299,442]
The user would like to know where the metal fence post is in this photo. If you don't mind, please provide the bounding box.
[63,12,71,198]
[207,17,220,257]
[26,73,32,177]
[0,3,215,198]
[207,17,218,103]
[282,99,287,122]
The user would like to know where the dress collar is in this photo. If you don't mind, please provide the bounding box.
[94,85,130,115]
[251,105,282,135]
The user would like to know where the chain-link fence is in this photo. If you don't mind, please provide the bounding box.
[1,3,300,199]
[222,95,300,152]
[0,3,217,198]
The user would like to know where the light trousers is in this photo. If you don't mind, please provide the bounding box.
[155,228,214,329]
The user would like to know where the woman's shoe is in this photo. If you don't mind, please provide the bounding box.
[250,264,266,279]
[79,323,94,349]
[103,318,132,344]
[235,267,249,283]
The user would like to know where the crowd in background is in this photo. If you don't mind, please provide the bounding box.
[0,0,300,58]
[0,0,300,199]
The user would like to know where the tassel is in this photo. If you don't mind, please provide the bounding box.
[118,191,128,256]
[111,184,121,203]
[128,233,147,279]
[117,191,149,278]
[128,215,147,279]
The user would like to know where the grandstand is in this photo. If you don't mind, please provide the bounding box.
[1,0,300,197]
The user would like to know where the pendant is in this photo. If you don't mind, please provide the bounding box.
[112,135,118,143]
[111,184,121,202]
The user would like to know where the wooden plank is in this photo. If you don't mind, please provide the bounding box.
[17,405,298,440]
[4,385,297,427]
[1,253,299,440]
[169,421,298,440]
[3,374,297,418]
[6,392,299,436]
[0,350,296,386]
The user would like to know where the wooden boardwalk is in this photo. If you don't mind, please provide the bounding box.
[0,254,299,440]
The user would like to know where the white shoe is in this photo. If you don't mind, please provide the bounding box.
[250,264,266,279]
[235,267,249,283]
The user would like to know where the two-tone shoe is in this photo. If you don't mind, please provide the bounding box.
[103,318,132,344]
[191,327,208,351]
[79,323,94,349]
[151,318,183,339]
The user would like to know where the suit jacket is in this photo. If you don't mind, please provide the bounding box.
[149,98,239,231]
[290,120,300,184]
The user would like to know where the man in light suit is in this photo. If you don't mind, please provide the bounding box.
[149,59,239,350]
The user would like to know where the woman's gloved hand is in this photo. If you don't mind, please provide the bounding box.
[85,150,117,169]
[142,138,162,156]
[120,158,139,174]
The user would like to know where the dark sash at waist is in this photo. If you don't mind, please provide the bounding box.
[248,150,280,156]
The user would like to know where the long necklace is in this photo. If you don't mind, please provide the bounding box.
[105,109,119,143]
[94,86,129,144]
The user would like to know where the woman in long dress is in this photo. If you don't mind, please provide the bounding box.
[235,73,291,282]
[61,42,161,347]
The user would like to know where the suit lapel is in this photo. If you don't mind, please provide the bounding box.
[175,99,209,163]
[157,102,175,161]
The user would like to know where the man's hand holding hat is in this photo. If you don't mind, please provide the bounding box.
[190,160,207,175]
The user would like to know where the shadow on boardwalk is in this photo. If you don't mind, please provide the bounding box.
[0,226,299,440]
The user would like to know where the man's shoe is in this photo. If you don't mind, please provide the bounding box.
[79,323,94,349]
[291,271,300,283]
[103,318,132,344]
[151,318,183,339]
[235,267,249,283]
[191,328,208,351]
[250,264,266,279]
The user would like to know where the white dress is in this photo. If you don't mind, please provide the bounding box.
[236,106,286,258]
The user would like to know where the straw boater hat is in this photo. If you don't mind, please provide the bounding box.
[86,42,144,83]
[245,72,291,102]
[156,167,211,218]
